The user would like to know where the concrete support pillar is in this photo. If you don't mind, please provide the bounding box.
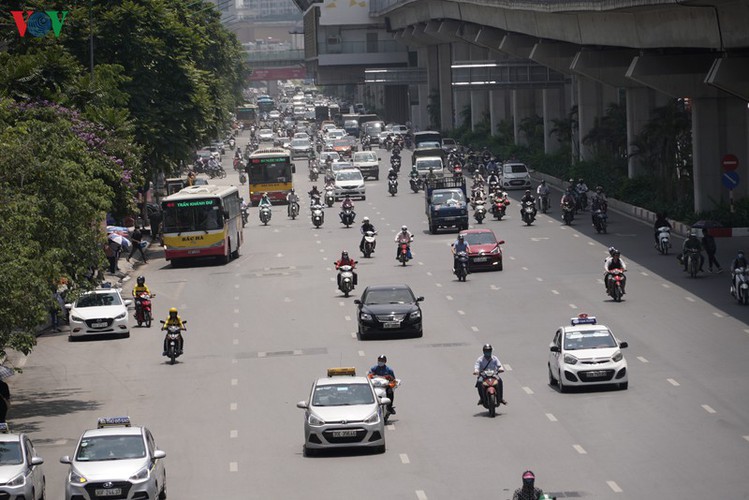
[438,44,454,132]
[626,87,654,178]
[489,90,510,136]
[577,77,619,161]
[413,84,429,131]
[426,45,440,130]
[692,97,749,212]
[543,87,565,154]
[267,80,279,96]
[469,45,489,131]
[512,89,536,146]
[452,43,470,129]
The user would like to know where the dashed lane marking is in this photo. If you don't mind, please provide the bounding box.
[702,404,717,414]
[257,352,266,358]
[588,241,595,245]
[446,295,453,301]
[713,312,725,318]
[436,283,443,288]
[339,301,345,307]
[573,444,587,454]
[667,378,680,386]
[573,234,580,238]
[546,413,557,422]
[641,271,649,276]
[743,435,749,443]
[521,266,529,271]
[458,310,465,315]
[358,350,365,357]
[685,297,695,302]
[418,261,424,266]
[471,326,479,332]
[345,315,352,321]
[637,356,648,363]
[230,430,238,438]
[229,462,238,472]
[400,454,410,464]
[231,379,238,386]
[234,309,240,314]
[233,323,239,328]
[234,296,239,300]
[387,424,395,431]
[569,304,578,309]
[234,284,240,288]
[426,271,433,276]
[504,364,512,371]
[536,277,543,281]
[509,256,516,260]
[662,283,671,288]
[551,290,560,295]
[230,403,237,411]
[607,481,622,493]
[490,285,499,290]
[416,491,428,500]
[522,386,534,395]
[276,253,283,257]
[233,339,239,345]
[293,350,303,355]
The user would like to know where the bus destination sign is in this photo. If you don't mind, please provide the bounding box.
[164,199,218,208]
[250,157,288,164]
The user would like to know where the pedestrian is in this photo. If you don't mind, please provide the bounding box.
[0,379,10,422]
[127,228,148,263]
[50,278,67,332]
[702,228,723,273]
[104,241,116,274]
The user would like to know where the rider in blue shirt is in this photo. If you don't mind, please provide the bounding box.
[473,344,506,406]
[451,234,471,273]
[368,354,396,414]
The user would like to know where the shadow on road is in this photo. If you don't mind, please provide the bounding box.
[9,388,102,431]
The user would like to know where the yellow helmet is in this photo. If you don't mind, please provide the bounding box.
[169,307,178,315]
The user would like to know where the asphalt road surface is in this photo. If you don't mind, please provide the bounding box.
[13,133,749,499]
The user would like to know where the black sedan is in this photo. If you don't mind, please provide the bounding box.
[354,285,424,339]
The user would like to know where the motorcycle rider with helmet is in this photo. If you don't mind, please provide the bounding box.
[286,189,300,217]
[334,251,357,287]
[474,344,506,406]
[519,190,537,217]
[730,250,749,296]
[308,186,322,206]
[603,247,628,294]
[513,470,544,500]
[394,225,414,260]
[359,217,376,254]
[560,187,576,212]
[387,168,398,181]
[258,192,272,208]
[368,355,396,414]
[339,195,355,222]
[536,180,550,209]
[681,230,705,273]
[161,307,185,356]
[451,234,471,274]
[132,275,151,298]
[575,178,589,209]
[653,212,672,247]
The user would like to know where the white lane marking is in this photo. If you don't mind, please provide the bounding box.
[234,296,239,300]
[276,253,283,257]
[436,283,443,288]
[232,359,238,364]
[504,364,512,371]
[545,413,557,422]
[446,295,453,301]
[607,481,622,493]
[416,491,428,500]
[234,284,240,289]
[55,439,67,445]
[351,332,357,338]
[293,350,303,355]
[229,462,238,472]
[743,435,749,443]
[426,271,433,276]
[358,350,365,357]
[744,329,749,335]
[536,277,543,282]
[667,378,680,386]
[319,249,325,252]
[258,352,266,358]
[490,285,499,290]
[588,241,595,245]
[685,296,695,302]
[234,308,240,314]
[339,301,345,307]
[471,326,479,332]
[231,379,238,386]
[322,257,328,261]
[387,424,395,431]
[458,310,465,315]
[713,312,725,318]
[662,283,671,288]
[637,356,648,363]
[316,240,321,244]
[521,266,529,271]
[551,290,560,295]
[522,386,534,395]
[233,339,239,345]
[233,323,239,328]
[509,256,516,260]
[641,271,649,276]
[400,453,410,464]
[230,403,237,411]
[573,233,580,238]
[330,277,335,282]
[596,279,604,284]
[418,261,424,266]
[702,404,717,414]
[230,430,238,438]
[569,304,578,309]
[573,444,587,454]
[325,267,332,272]
[344,315,351,321]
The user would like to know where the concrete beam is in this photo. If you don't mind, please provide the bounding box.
[626,53,723,99]
[570,48,640,88]
[437,20,464,43]
[499,32,538,60]
[456,23,481,46]
[706,57,749,103]
[530,40,579,75]
[474,26,506,53]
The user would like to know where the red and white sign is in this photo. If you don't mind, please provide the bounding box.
[721,153,739,171]
[248,67,307,82]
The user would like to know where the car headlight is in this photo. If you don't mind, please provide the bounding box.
[114,312,127,320]
[308,414,325,426]
[364,411,380,424]
[7,472,26,487]
[490,246,501,254]
[70,315,84,322]
[129,466,150,481]
[70,470,88,484]
[611,350,623,362]
[563,354,578,365]
[360,312,372,321]
[410,309,421,319]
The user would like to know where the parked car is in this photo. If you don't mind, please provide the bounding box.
[66,289,132,339]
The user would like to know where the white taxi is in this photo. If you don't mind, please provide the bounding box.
[0,423,45,500]
[548,314,629,392]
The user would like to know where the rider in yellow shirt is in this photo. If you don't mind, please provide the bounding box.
[161,307,185,355]
[131,276,151,297]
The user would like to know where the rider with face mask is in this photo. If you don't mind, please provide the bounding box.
[451,234,471,273]
[473,344,506,406]
[161,307,185,356]
[359,217,376,254]
[512,470,544,500]
[394,225,414,260]
[368,355,396,414]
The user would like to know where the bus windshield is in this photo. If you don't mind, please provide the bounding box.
[247,158,291,183]
[162,198,224,232]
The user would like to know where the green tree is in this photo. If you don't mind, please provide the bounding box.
[582,102,627,163]
[427,91,441,130]
[518,114,544,153]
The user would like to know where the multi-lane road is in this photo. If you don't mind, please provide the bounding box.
[13,133,749,499]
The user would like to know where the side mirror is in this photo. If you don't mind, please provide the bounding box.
[296,401,308,409]
[223,210,230,219]
[550,345,560,353]
[416,296,424,302]
[123,300,132,307]
[619,341,628,349]
[64,304,72,310]
[153,450,167,460]
[353,299,361,305]
[498,240,505,245]
[378,158,382,161]
[31,456,44,466]
[159,320,165,324]
[60,456,72,464]
[379,397,391,406]
[292,165,296,174]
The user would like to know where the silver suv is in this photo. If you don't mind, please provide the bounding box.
[352,151,380,180]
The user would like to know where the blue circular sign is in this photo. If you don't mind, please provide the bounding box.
[27,12,52,37]
[722,171,740,190]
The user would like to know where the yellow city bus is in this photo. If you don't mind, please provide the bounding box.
[246,148,294,205]
[236,104,258,127]
[161,185,243,264]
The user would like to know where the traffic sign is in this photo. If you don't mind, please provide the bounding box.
[722,154,739,171]
[722,171,740,190]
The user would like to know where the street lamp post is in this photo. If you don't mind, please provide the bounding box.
[89,0,94,79]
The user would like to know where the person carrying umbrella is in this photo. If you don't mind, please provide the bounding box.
[127,228,148,264]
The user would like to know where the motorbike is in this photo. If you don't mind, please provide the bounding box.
[453,163,463,179]
[390,156,401,172]
[311,204,325,228]
[362,230,377,258]
[337,264,356,297]
[479,369,503,418]
[340,207,356,227]
[492,198,508,220]
[606,269,626,302]
[521,201,536,226]
[309,166,319,182]
[398,242,412,266]
[576,190,588,211]
[404,136,413,149]
[241,204,249,227]
[259,205,272,226]
[160,320,186,365]
[562,202,575,225]
[409,176,422,193]
[325,188,335,208]
[370,375,400,424]
[388,178,398,196]
[207,166,227,179]
[592,209,608,234]
[656,226,671,255]
[684,248,701,278]
[228,138,235,150]
[474,202,487,224]
[538,193,550,214]
[134,293,153,328]
[454,251,469,282]
[288,201,300,220]
[239,172,247,185]
[732,267,749,305]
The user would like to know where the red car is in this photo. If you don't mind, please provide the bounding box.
[459,229,504,271]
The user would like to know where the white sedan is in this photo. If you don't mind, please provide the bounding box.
[66,288,132,339]
[257,129,274,141]
[334,169,365,200]
[548,314,629,392]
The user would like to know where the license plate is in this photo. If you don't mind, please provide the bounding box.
[586,371,607,377]
[474,257,487,262]
[95,488,122,496]
[383,321,401,329]
[92,322,108,328]
[188,249,200,255]
[332,430,357,437]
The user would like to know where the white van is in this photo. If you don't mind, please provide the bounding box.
[414,156,445,178]
[500,162,532,190]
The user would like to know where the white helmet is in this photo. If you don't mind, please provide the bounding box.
[363,216,370,223]
[401,225,408,231]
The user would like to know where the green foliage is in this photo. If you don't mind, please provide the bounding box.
[427,91,441,130]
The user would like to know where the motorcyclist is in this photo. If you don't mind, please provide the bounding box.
[486,171,500,189]
[258,192,272,208]
[473,344,506,406]
[575,178,589,208]
[286,189,300,217]
[451,234,471,274]
[132,275,151,298]
[161,307,185,356]
[681,230,705,273]
[207,156,220,172]
[394,225,414,260]
[409,165,420,183]
[368,355,396,414]
[603,247,628,294]
[486,157,499,176]
[426,167,437,184]
[519,189,537,217]
[334,251,357,287]
[512,470,544,500]
[340,196,355,222]
[590,185,607,208]
[536,180,551,210]
[653,212,672,246]
[308,186,322,205]
[387,168,398,181]
[730,251,749,296]
[560,187,576,211]
[359,216,377,253]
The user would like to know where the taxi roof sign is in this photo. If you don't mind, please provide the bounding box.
[97,417,132,429]
[327,367,356,377]
[0,423,10,433]
[571,313,597,326]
